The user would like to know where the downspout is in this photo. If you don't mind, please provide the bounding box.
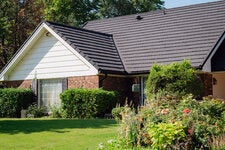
[99,72,108,88]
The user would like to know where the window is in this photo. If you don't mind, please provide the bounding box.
[141,76,148,106]
[39,79,62,109]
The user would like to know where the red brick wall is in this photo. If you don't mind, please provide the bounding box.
[2,80,32,88]
[68,75,99,89]
[1,75,140,106]
[100,75,135,105]
[200,73,213,96]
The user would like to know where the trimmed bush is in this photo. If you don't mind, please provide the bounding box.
[60,88,118,118]
[0,88,34,118]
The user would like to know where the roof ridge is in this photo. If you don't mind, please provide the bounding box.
[112,36,127,73]
[84,0,223,25]
[44,20,113,37]
[110,36,127,73]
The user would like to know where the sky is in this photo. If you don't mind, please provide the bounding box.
[164,0,220,8]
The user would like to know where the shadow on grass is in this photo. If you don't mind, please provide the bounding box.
[0,119,117,135]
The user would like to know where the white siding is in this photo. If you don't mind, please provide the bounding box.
[8,35,97,80]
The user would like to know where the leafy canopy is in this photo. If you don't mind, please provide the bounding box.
[42,0,164,26]
[98,0,164,18]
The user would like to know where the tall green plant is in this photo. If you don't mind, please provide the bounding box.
[146,60,203,100]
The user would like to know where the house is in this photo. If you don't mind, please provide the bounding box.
[0,0,225,108]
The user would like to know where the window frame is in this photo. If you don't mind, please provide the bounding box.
[38,78,63,109]
[141,76,148,106]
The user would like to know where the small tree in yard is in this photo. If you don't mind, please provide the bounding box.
[146,60,203,100]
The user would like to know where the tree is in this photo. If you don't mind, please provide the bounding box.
[0,0,14,67]
[42,0,164,26]
[97,0,164,18]
[42,0,99,27]
[0,0,44,69]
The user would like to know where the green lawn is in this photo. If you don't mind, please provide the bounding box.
[0,118,118,150]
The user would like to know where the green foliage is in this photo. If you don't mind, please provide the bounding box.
[42,0,164,27]
[49,105,63,118]
[98,0,164,18]
[60,88,118,118]
[102,95,225,149]
[146,60,203,100]
[98,139,127,150]
[27,103,46,118]
[148,122,186,150]
[42,0,99,27]
[0,88,34,118]
[0,0,44,68]
[200,96,225,119]
[111,106,125,121]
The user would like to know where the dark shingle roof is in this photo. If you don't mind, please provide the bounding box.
[45,21,125,74]
[84,0,225,74]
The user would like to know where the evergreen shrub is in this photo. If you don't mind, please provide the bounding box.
[0,88,34,118]
[60,88,118,118]
[146,60,203,99]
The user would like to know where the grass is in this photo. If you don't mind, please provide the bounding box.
[0,118,118,150]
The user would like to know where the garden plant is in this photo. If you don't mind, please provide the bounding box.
[102,61,225,150]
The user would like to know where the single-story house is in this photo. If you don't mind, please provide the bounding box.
[0,0,225,108]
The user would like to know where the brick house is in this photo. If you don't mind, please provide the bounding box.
[0,1,225,108]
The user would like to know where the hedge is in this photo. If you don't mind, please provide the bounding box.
[60,88,118,118]
[0,88,35,118]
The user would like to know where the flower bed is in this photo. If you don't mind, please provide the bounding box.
[101,95,225,149]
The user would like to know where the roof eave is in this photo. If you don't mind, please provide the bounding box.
[98,69,128,75]
[201,31,225,70]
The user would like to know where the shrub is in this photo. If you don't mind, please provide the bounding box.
[49,105,63,118]
[111,106,125,121]
[148,122,186,149]
[60,88,118,118]
[98,139,128,150]
[27,103,46,118]
[0,88,34,118]
[146,60,203,100]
